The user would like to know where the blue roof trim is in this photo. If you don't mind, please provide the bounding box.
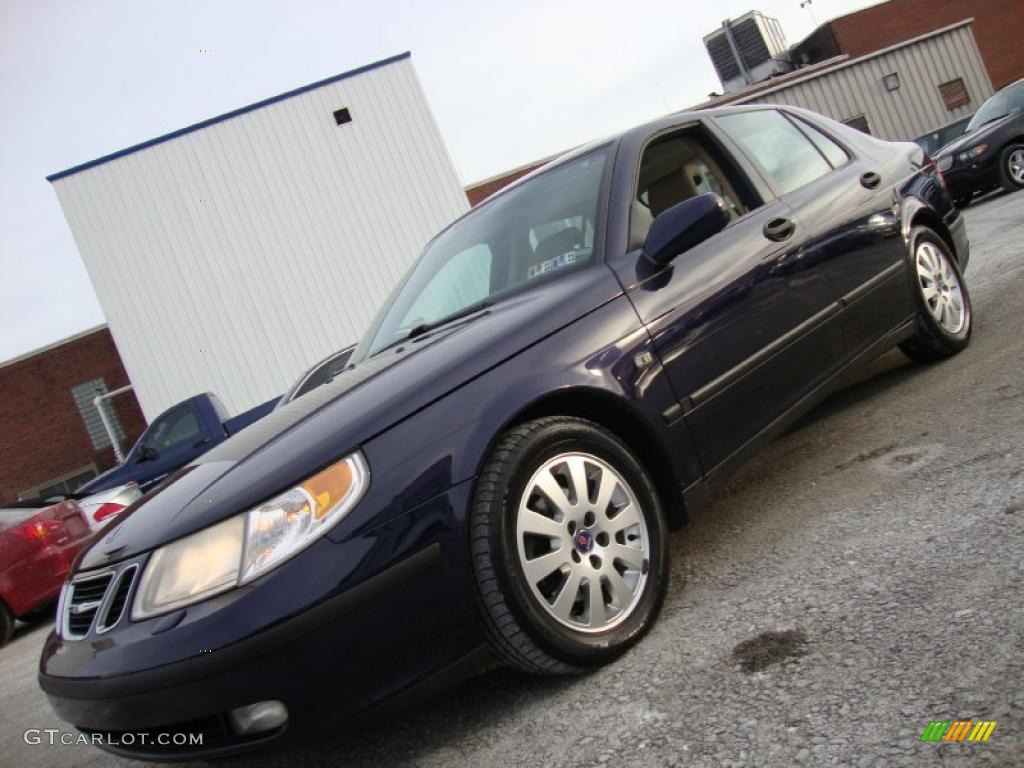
[47,51,411,182]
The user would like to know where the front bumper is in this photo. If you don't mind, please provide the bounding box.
[38,482,488,760]
[943,154,999,198]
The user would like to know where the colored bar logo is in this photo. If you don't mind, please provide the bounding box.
[920,720,997,742]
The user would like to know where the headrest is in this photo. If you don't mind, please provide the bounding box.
[648,171,698,218]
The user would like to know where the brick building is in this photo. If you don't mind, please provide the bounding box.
[466,156,555,206]
[824,0,1022,91]
[0,326,147,502]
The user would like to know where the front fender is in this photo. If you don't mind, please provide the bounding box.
[341,295,698,543]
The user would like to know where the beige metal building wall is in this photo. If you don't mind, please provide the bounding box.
[735,20,993,141]
[50,54,468,421]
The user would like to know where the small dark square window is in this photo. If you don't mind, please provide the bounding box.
[883,72,900,92]
[842,114,871,135]
[333,107,352,126]
[938,78,969,110]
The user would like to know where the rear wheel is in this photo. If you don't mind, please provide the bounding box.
[998,143,1024,193]
[471,417,668,674]
[0,601,14,648]
[899,226,972,362]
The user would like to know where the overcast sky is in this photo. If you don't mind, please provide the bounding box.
[0,0,879,362]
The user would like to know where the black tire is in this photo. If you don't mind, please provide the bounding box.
[997,142,1024,193]
[0,601,14,648]
[471,416,668,675]
[899,226,972,363]
[19,602,56,624]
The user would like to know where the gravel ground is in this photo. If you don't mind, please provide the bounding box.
[1,190,1021,768]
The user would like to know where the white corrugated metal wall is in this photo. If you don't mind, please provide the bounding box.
[737,21,993,141]
[51,55,469,421]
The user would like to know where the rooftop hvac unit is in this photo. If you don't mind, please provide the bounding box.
[703,11,792,94]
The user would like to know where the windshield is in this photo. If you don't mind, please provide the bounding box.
[966,81,1024,132]
[360,145,611,357]
[916,118,969,154]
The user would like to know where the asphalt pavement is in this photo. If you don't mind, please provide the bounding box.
[1,190,1021,768]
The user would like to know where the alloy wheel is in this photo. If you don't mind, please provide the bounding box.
[1009,148,1024,185]
[515,452,649,633]
[915,241,966,334]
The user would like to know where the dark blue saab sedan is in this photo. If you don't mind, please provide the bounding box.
[39,105,971,761]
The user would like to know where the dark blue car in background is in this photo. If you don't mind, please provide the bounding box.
[39,105,972,761]
[934,78,1024,206]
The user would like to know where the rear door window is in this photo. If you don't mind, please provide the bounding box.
[716,109,834,195]
[791,117,850,168]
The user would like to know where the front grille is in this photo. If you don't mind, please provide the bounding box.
[61,561,140,639]
[97,565,137,633]
[65,573,113,637]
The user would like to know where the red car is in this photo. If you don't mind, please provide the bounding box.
[0,498,94,646]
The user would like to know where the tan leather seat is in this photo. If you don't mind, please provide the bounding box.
[647,170,699,218]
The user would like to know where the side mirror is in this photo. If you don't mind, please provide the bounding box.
[138,444,158,462]
[643,193,731,266]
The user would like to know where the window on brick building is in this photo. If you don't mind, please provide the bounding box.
[938,78,970,111]
[71,378,125,450]
[19,465,97,500]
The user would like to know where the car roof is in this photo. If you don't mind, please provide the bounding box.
[472,104,766,208]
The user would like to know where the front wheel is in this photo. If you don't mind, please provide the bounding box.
[471,417,668,674]
[998,143,1024,193]
[899,226,972,363]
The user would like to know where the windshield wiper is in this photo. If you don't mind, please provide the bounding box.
[374,301,491,357]
[407,301,491,340]
[967,113,1008,133]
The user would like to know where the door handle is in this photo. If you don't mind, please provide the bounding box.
[860,171,882,189]
[763,217,795,242]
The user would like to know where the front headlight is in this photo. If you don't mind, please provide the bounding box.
[936,155,953,172]
[240,452,368,583]
[132,452,369,619]
[957,144,988,163]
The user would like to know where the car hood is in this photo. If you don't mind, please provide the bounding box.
[80,266,623,568]
[937,113,1015,157]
